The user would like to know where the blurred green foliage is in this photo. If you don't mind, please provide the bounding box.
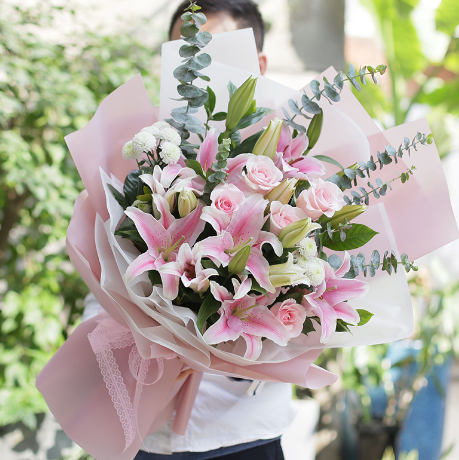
[0,0,158,429]
[354,0,459,158]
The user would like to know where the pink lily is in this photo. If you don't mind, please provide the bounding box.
[275,123,326,181]
[158,243,218,294]
[302,252,369,343]
[196,127,219,172]
[123,203,205,299]
[198,194,283,292]
[140,165,205,201]
[203,280,290,360]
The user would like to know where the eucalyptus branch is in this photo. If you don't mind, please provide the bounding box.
[344,250,417,279]
[282,64,388,133]
[166,1,212,155]
[344,165,416,206]
[327,132,433,192]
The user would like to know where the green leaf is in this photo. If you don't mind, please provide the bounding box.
[310,80,322,100]
[212,112,227,121]
[302,316,317,335]
[322,223,378,251]
[229,131,263,158]
[314,155,344,170]
[250,278,269,297]
[185,159,206,179]
[436,0,459,35]
[196,294,221,334]
[306,111,324,153]
[234,107,272,131]
[357,309,374,326]
[108,184,127,209]
[180,22,199,38]
[328,254,343,270]
[324,81,341,102]
[177,84,207,99]
[204,86,216,114]
[228,81,237,99]
[186,32,212,46]
[188,53,211,71]
[123,170,142,206]
[179,44,200,58]
[148,270,162,285]
[301,94,322,114]
[191,12,207,25]
[288,99,303,116]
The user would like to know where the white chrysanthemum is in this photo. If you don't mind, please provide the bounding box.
[297,237,317,259]
[122,140,140,160]
[301,258,325,287]
[160,141,181,165]
[132,132,156,156]
[141,125,162,138]
[161,127,181,146]
[153,121,172,130]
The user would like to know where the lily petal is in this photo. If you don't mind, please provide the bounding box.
[125,251,157,284]
[323,278,369,306]
[256,230,283,256]
[290,157,326,178]
[290,134,310,158]
[198,232,233,266]
[240,306,290,346]
[226,194,268,247]
[161,164,183,188]
[232,277,253,300]
[201,206,230,233]
[310,298,338,344]
[209,281,233,303]
[196,127,219,172]
[334,301,360,326]
[152,194,175,229]
[125,206,170,254]
[334,252,351,278]
[277,122,292,155]
[246,246,276,294]
[241,333,263,360]
[169,201,206,247]
[203,314,240,344]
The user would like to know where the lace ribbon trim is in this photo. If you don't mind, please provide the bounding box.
[88,314,173,451]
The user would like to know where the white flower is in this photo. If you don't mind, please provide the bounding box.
[141,126,162,138]
[122,140,140,160]
[153,121,172,130]
[160,141,181,165]
[161,127,181,146]
[296,237,317,259]
[300,258,325,287]
[132,132,156,156]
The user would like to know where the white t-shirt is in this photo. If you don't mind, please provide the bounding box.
[83,294,296,454]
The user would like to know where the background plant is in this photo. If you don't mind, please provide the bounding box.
[0,0,158,430]
[354,0,459,158]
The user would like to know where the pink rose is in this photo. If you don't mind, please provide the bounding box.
[211,184,245,215]
[296,178,346,220]
[270,201,308,236]
[271,299,306,338]
[243,155,283,194]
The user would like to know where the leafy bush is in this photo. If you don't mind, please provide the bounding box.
[0,0,158,429]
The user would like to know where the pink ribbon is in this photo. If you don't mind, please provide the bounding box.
[87,314,175,451]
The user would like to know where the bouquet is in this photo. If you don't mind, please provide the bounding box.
[37,3,458,460]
